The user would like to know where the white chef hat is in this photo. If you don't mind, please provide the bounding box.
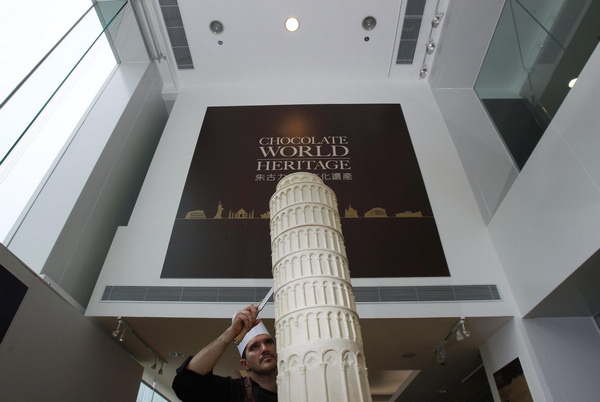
[233,315,271,357]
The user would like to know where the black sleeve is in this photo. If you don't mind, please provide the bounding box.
[172,356,242,402]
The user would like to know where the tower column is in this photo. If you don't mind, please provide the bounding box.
[270,172,372,402]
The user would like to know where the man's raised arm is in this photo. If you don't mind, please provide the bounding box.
[186,304,260,375]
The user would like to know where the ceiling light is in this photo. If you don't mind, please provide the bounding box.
[454,319,470,341]
[432,12,444,28]
[169,352,184,358]
[210,20,224,34]
[110,317,167,375]
[112,319,123,338]
[362,16,377,31]
[432,317,471,366]
[285,17,300,32]
[426,40,436,54]
[460,320,470,339]
[568,78,578,88]
[118,327,126,342]
[434,343,447,366]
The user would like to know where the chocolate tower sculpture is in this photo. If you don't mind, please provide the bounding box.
[270,172,372,402]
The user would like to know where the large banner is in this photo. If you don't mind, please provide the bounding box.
[161,104,449,278]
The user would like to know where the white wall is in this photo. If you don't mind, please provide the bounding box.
[487,44,600,315]
[433,89,518,222]
[44,62,167,307]
[7,61,168,308]
[85,80,517,321]
[480,318,553,402]
[0,41,118,243]
[429,0,504,90]
[480,316,600,402]
[430,0,517,223]
[7,62,149,270]
[524,317,600,402]
[432,0,600,316]
[0,244,143,401]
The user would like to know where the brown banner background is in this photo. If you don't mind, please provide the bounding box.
[162,104,449,278]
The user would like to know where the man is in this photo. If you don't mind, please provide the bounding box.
[172,304,278,401]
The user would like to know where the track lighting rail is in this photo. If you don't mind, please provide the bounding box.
[112,316,167,374]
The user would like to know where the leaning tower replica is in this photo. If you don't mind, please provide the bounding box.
[269,172,372,402]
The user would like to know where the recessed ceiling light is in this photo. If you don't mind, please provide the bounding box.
[169,352,184,357]
[568,78,578,88]
[362,16,377,31]
[285,17,300,32]
[210,20,224,34]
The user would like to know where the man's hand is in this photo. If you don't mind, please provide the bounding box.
[232,304,261,344]
[187,304,260,375]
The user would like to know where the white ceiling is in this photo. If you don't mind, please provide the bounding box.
[154,0,446,90]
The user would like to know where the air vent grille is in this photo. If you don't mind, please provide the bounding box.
[101,285,501,303]
[396,0,427,64]
[158,0,193,69]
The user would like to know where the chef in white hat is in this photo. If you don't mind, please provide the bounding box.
[172,304,278,401]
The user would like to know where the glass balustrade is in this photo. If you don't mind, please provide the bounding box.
[475,0,599,170]
[0,0,128,165]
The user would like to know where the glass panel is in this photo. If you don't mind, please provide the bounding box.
[0,1,128,164]
[137,381,169,402]
[516,0,586,45]
[475,0,599,170]
[0,2,91,102]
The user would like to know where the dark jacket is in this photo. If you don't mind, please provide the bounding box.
[172,356,278,402]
